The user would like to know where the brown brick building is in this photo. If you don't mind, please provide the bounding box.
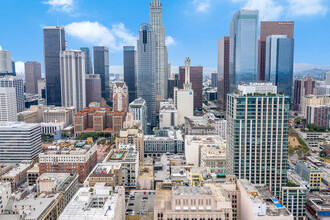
[74,107,127,136]
[39,143,97,183]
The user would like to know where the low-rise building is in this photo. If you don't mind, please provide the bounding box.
[59,183,125,220]
[144,129,184,157]
[159,99,178,128]
[238,179,293,220]
[103,144,139,188]
[126,190,156,219]
[83,163,122,187]
[0,161,34,190]
[306,191,330,220]
[154,182,233,219]
[27,164,39,186]
[39,143,97,183]
[200,140,226,174]
[43,106,75,127]
[306,105,329,128]
[184,116,217,135]
[185,135,225,167]
[115,128,144,161]
[137,165,154,190]
[17,109,39,123]
[295,161,322,191]
[0,182,11,213]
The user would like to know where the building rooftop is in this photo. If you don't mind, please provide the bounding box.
[59,184,123,219]
[172,185,212,196]
[239,179,291,217]
[38,173,77,192]
[185,116,215,129]
[307,191,330,212]
[138,166,154,181]
[0,122,40,130]
[1,161,32,178]
[40,143,95,156]
[126,190,156,216]
[104,148,139,163]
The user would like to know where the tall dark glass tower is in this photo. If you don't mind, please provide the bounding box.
[93,46,110,102]
[123,46,137,103]
[137,23,156,126]
[43,26,65,106]
[80,47,93,74]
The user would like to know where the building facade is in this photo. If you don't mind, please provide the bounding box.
[93,46,110,102]
[0,50,13,74]
[129,97,148,134]
[43,26,66,106]
[80,47,93,74]
[0,76,24,112]
[60,50,86,112]
[0,87,17,121]
[226,92,290,197]
[0,122,41,163]
[112,81,128,112]
[123,46,137,103]
[137,23,157,126]
[229,10,259,93]
[294,77,317,110]
[85,74,102,105]
[25,61,42,94]
[217,36,230,113]
[306,105,329,128]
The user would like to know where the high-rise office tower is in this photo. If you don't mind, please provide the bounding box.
[43,26,66,106]
[174,57,194,125]
[113,81,128,112]
[258,21,294,81]
[178,66,203,110]
[293,77,317,110]
[123,46,137,103]
[167,78,175,99]
[129,97,148,134]
[217,36,230,113]
[85,74,101,105]
[226,89,290,197]
[265,35,294,97]
[0,76,24,113]
[0,50,13,75]
[80,47,93,74]
[25,61,41,94]
[0,88,17,121]
[229,10,259,92]
[60,50,86,112]
[93,46,110,102]
[137,23,157,127]
[211,73,217,88]
[168,62,171,78]
[150,0,168,99]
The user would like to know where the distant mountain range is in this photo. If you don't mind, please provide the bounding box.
[294,63,330,81]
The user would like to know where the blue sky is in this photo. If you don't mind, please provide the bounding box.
[1,0,329,75]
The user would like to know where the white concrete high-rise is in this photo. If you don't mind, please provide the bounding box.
[0,50,13,73]
[174,57,194,125]
[0,87,17,121]
[129,97,148,134]
[150,0,168,100]
[0,76,24,113]
[60,50,86,112]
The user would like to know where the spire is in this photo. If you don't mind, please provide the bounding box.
[185,57,191,84]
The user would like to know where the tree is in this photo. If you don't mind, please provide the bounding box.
[288,145,295,156]
[307,124,316,132]
[320,150,328,157]
[294,117,301,125]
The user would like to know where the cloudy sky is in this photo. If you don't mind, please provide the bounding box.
[1,0,329,75]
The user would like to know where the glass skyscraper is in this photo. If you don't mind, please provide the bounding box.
[226,91,290,197]
[93,46,110,102]
[80,47,93,74]
[43,26,66,106]
[124,46,137,103]
[265,35,294,97]
[229,10,259,93]
[137,23,156,127]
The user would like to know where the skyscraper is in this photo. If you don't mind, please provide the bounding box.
[217,36,230,113]
[150,0,168,99]
[129,97,148,134]
[43,26,66,106]
[85,74,101,105]
[229,10,259,92]
[113,81,128,112]
[137,23,156,126]
[258,21,294,81]
[0,87,17,121]
[226,89,290,197]
[93,46,110,102]
[265,35,294,97]
[123,46,137,103]
[0,50,13,74]
[178,66,203,110]
[80,47,93,74]
[174,57,194,125]
[211,73,217,88]
[0,76,24,113]
[293,77,317,110]
[60,50,86,112]
[25,61,41,94]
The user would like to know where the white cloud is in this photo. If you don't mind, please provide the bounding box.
[0,46,2,50]
[65,21,137,52]
[43,0,74,12]
[287,0,328,17]
[192,0,211,12]
[165,36,176,46]
[243,0,284,20]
